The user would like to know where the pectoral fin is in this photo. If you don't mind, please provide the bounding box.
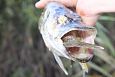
[53,52,68,75]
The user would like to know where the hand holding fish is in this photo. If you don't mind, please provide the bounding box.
[35,0,115,26]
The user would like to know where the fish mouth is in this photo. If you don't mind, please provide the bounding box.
[61,29,97,62]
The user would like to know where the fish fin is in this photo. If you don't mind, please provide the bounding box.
[53,53,68,75]
[79,62,88,73]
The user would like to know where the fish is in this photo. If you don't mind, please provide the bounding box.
[38,2,103,75]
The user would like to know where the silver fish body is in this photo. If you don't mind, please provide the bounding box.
[38,2,100,75]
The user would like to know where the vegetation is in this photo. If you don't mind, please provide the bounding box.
[0,0,115,77]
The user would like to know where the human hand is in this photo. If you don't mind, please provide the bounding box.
[35,0,115,26]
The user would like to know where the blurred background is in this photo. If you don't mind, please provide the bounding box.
[0,0,115,77]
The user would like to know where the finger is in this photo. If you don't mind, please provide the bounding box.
[81,15,100,26]
[35,0,77,8]
[76,7,100,26]
[35,0,52,8]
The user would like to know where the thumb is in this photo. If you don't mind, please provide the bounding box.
[76,7,100,26]
[81,15,100,26]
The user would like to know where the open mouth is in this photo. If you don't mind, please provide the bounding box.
[61,30,97,62]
